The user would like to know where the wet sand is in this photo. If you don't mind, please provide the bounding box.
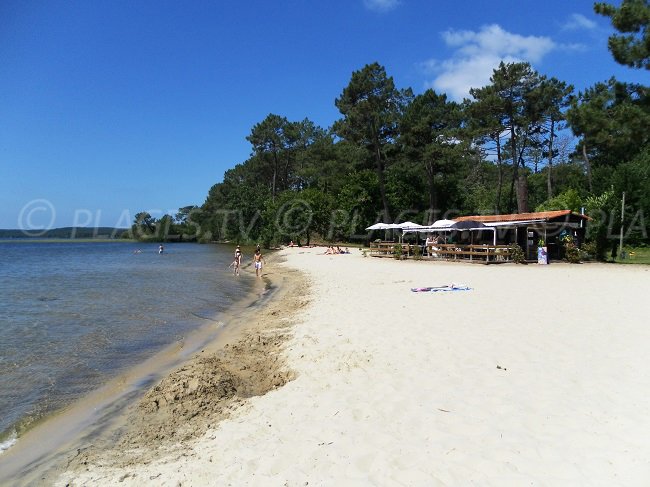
[16,248,650,486]
[0,253,301,486]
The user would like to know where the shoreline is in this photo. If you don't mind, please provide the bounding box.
[0,250,301,486]
[49,247,650,486]
[0,240,250,449]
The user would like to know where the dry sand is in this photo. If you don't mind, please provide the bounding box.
[54,248,650,486]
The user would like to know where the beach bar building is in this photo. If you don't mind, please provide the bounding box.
[454,210,589,261]
[378,210,589,263]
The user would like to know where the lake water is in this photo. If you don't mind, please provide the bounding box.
[0,241,251,452]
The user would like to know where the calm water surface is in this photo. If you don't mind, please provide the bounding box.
[0,241,250,450]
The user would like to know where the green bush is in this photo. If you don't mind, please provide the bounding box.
[585,189,618,261]
[580,241,597,261]
[412,243,422,260]
[509,243,526,264]
[393,244,403,260]
[562,235,582,263]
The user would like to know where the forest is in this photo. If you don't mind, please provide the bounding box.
[131,1,649,258]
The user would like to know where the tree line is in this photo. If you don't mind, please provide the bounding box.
[132,1,649,256]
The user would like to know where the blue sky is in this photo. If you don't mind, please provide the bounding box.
[0,0,646,229]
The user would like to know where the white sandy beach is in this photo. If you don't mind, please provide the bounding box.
[56,248,650,486]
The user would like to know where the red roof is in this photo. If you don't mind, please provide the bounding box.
[455,210,589,223]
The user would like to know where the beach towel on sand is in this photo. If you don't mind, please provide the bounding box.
[411,284,471,293]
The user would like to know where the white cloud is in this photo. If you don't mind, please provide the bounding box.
[422,24,557,101]
[363,0,400,13]
[560,42,588,52]
[562,13,597,31]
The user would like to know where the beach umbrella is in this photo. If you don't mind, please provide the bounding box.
[366,222,392,231]
[394,221,421,243]
[395,221,421,229]
[396,222,425,243]
[451,220,486,230]
[432,219,456,228]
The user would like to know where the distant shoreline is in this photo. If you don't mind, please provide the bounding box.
[0,238,134,243]
[0,227,129,239]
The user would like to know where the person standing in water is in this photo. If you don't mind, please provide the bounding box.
[253,249,265,278]
[233,245,242,276]
[158,244,164,254]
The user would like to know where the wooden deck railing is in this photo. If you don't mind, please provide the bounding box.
[369,242,513,263]
[369,241,411,257]
[431,244,512,263]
